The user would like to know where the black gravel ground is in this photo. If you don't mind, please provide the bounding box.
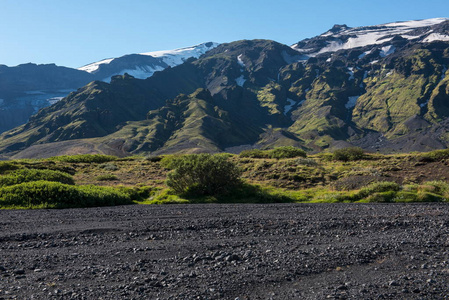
[1,204,449,299]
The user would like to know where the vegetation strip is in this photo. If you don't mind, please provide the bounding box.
[1,147,449,209]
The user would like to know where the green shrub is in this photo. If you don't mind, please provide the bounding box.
[357,181,400,199]
[0,169,75,187]
[0,162,21,174]
[162,154,242,196]
[145,155,163,162]
[48,154,117,163]
[420,149,449,162]
[269,146,307,159]
[393,191,418,202]
[117,186,157,202]
[364,191,397,203]
[416,192,445,202]
[422,181,449,195]
[240,147,306,159]
[99,163,119,171]
[0,181,132,208]
[96,174,118,181]
[332,147,365,161]
[146,189,190,204]
[239,149,268,158]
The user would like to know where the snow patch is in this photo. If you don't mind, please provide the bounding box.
[47,97,64,105]
[347,67,354,80]
[235,75,246,87]
[441,66,447,81]
[237,54,245,68]
[140,42,219,67]
[423,33,449,43]
[386,18,447,28]
[284,98,296,115]
[345,96,360,109]
[79,42,219,74]
[380,45,396,57]
[79,58,114,73]
[358,50,372,59]
[420,99,430,108]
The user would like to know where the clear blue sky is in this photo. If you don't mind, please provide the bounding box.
[0,0,448,68]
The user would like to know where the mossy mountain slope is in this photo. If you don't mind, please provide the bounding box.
[97,88,256,154]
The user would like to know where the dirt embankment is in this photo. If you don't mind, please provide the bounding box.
[1,204,449,299]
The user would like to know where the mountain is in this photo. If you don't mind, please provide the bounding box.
[292,18,449,58]
[0,63,95,133]
[78,42,219,82]
[2,18,449,158]
[0,43,218,135]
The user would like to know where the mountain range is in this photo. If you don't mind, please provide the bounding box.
[1,18,449,158]
[0,42,217,134]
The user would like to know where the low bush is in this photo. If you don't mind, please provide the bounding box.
[240,147,306,159]
[357,181,400,199]
[420,149,449,162]
[239,149,268,158]
[117,186,157,202]
[332,147,365,161]
[269,146,307,159]
[162,154,242,196]
[145,155,163,162]
[0,162,21,174]
[96,174,118,181]
[0,181,132,208]
[145,189,190,204]
[49,154,117,163]
[99,163,119,171]
[364,191,397,203]
[422,181,449,195]
[0,169,75,187]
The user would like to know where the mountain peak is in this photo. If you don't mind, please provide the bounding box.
[78,42,219,81]
[292,17,449,57]
[329,24,350,33]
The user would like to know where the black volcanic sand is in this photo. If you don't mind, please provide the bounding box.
[1,204,449,299]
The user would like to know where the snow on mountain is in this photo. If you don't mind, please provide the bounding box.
[423,33,449,43]
[78,58,114,73]
[292,18,449,57]
[78,42,219,82]
[140,42,219,67]
[379,45,396,57]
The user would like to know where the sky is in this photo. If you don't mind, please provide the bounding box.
[0,0,448,69]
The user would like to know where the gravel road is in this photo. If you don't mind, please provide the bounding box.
[1,204,449,299]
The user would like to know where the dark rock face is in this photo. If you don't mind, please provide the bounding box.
[1,204,449,299]
[0,63,95,133]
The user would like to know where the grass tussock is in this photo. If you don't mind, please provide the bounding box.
[0,169,75,187]
[0,181,132,209]
[240,146,306,159]
[48,154,117,163]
